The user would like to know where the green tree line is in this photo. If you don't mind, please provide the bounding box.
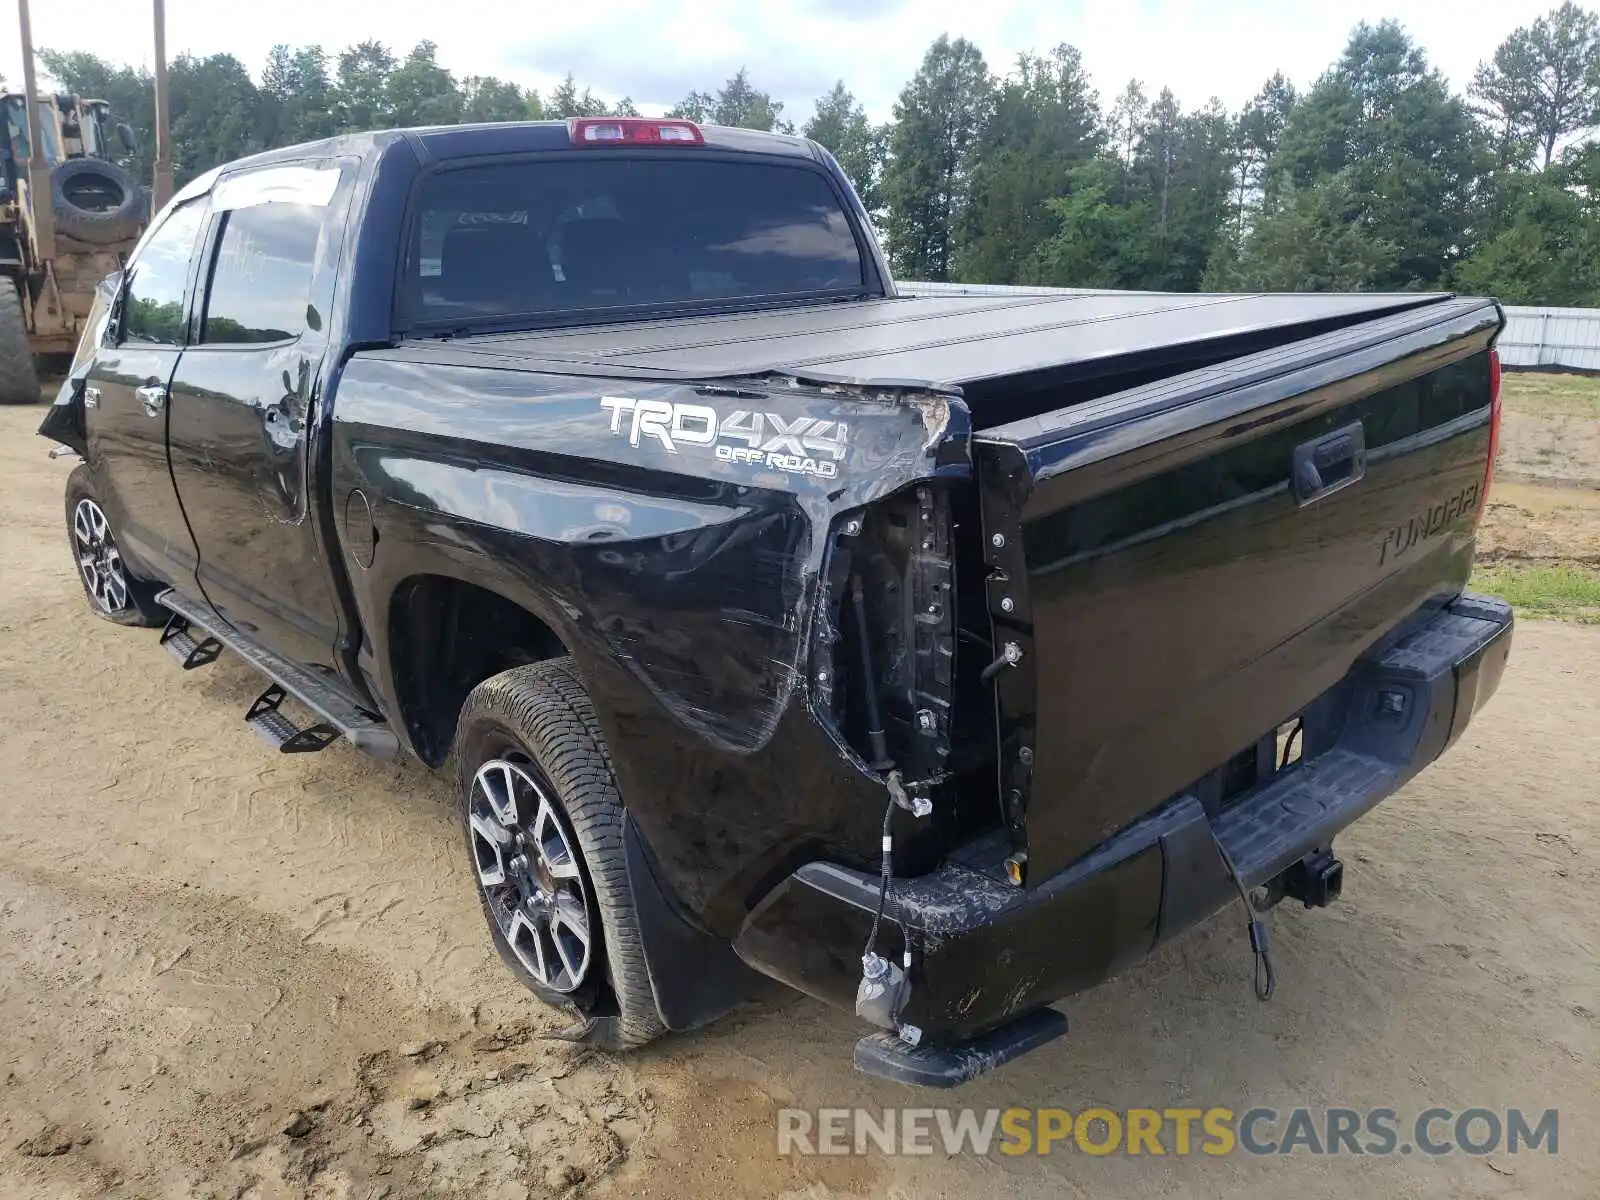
[34,3,1600,305]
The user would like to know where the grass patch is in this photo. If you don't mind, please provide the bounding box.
[1500,371,1600,420]
[1471,561,1600,623]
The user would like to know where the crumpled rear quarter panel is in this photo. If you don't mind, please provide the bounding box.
[329,353,967,934]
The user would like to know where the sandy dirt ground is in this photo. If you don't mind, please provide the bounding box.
[3,396,1597,1199]
[1478,481,1600,566]
[1497,371,1600,490]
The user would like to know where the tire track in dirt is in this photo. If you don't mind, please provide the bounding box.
[0,867,651,1198]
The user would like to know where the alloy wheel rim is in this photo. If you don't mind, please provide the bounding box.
[72,498,129,614]
[469,757,593,993]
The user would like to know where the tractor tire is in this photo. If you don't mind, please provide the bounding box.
[0,281,42,405]
[49,158,145,246]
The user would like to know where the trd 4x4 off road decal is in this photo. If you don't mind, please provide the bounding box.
[600,396,848,480]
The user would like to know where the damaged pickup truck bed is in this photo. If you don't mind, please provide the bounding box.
[42,117,1513,1087]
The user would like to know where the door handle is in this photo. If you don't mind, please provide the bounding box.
[84,386,101,409]
[137,383,168,417]
[1292,420,1366,506]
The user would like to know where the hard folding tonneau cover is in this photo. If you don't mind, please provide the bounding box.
[405,290,1452,403]
[376,280,1503,888]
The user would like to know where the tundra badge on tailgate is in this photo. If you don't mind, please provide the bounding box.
[1379,481,1481,566]
[600,396,848,480]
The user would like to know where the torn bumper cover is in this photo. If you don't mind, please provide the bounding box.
[733,594,1513,1080]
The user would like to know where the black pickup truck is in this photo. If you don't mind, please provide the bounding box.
[41,117,1513,1087]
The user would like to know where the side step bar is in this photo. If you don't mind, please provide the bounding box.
[156,588,401,762]
[245,685,342,754]
[160,612,222,669]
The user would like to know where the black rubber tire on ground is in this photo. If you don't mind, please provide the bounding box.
[455,659,666,1049]
[50,158,144,246]
[0,280,41,405]
[64,464,169,627]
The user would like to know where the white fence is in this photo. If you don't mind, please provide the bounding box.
[1499,306,1600,372]
[900,282,1600,373]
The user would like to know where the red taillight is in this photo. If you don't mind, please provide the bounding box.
[568,118,704,146]
[1479,347,1503,519]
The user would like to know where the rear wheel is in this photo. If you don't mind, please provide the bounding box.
[64,465,168,626]
[0,280,41,406]
[455,659,665,1049]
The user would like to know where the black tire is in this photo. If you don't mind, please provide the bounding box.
[0,280,41,405]
[64,465,169,626]
[50,158,144,246]
[455,659,665,1049]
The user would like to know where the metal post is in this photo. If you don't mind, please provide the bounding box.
[16,0,55,260]
[151,0,174,211]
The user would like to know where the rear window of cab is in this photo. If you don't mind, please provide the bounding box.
[397,156,867,331]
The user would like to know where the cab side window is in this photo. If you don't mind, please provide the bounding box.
[201,202,325,345]
[123,200,206,345]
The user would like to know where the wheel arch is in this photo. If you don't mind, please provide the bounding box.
[385,571,571,767]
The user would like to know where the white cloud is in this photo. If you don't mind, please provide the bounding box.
[5,0,1592,125]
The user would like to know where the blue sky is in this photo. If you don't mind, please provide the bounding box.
[7,0,1594,123]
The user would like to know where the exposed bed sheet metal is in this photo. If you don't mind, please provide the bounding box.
[395,290,1453,392]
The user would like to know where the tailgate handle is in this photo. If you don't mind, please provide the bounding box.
[1292,421,1366,506]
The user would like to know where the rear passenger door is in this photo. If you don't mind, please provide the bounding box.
[165,162,351,670]
[82,197,208,587]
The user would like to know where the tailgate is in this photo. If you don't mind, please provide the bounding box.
[973,297,1503,880]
